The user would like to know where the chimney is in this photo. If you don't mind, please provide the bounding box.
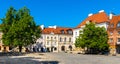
[88,13,93,17]
[53,25,57,29]
[48,25,57,29]
[109,12,114,20]
[40,25,44,30]
[99,10,104,13]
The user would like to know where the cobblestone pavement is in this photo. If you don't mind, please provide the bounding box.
[0,52,120,64]
[43,52,120,64]
[0,53,59,64]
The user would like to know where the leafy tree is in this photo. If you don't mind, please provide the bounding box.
[1,7,41,52]
[75,22,109,54]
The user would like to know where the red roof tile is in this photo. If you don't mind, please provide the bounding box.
[42,27,73,34]
[109,15,120,28]
[77,12,109,28]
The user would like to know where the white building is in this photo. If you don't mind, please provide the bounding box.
[36,25,74,52]
[73,10,109,43]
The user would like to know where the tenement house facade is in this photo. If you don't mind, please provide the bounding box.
[41,25,74,52]
[107,15,120,54]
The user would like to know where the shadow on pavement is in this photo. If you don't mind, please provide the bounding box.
[0,52,45,56]
[0,52,30,56]
[0,56,59,64]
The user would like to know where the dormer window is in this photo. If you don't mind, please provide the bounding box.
[111,24,114,28]
[61,30,64,34]
[67,30,72,34]
[117,22,120,28]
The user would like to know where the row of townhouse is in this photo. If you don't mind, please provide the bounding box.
[1,10,120,54]
[35,10,110,53]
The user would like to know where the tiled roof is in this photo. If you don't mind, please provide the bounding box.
[108,15,120,28]
[42,27,73,34]
[77,12,109,28]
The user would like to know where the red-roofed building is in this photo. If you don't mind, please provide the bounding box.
[36,25,75,52]
[73,10,109,45]
[107,15,120,54]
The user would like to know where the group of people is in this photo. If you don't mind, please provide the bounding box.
[27,42,47,52]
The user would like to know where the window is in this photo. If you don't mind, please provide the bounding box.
[47,42,49,45]
[118,31,120,34]
[61,30,64,34]
[75,32,77,35]
[67,30,72,34]
[69,38,71,42]
[109,38,113,42]
[117,22,120,28]
[54,37,56,39]
[54,42,56,45]
[47,36,49,39]
[111,24,114,27]
[118,38,120,42]
[41,36,43,39]
[64,37,66,42]
[51,37,53,39]
[60,37,62,42]
[110,32,113,35]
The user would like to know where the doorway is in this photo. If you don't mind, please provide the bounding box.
[51,46,54,52]
[116,45,120,54]
[61,46,65,51]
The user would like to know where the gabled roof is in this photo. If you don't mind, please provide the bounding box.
[109,15,120,28]
[42,27,73,34]
[77,12,109,28]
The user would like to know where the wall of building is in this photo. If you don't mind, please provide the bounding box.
[44,34,59,52]
[73,28,82,43]
[73,22,108,44]
[58,34,75,52]
[0,32,9,52]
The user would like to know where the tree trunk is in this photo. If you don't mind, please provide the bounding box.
[19,45,22,52]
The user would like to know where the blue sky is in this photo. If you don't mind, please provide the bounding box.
[0,0,120,27]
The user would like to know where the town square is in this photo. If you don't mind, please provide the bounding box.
[0,0,120,64]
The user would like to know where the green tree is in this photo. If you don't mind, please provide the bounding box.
[75,22,109,54]
[1,7,41,52]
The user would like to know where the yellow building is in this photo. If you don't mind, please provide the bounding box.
[0,32,9,52]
